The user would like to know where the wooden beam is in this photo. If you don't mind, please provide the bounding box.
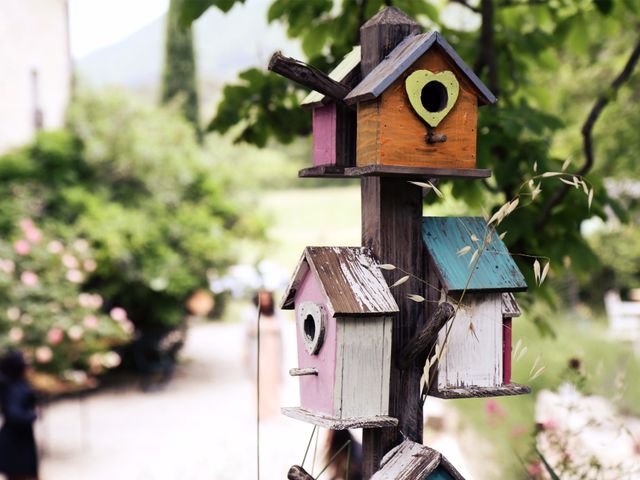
[398,302,455,369]
[268,51,350,102]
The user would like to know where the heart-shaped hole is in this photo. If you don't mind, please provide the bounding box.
[405,70,460,128]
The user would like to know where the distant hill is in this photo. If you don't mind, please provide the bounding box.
[75,0,301,109]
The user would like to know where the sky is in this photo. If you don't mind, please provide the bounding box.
[68,0,169,59]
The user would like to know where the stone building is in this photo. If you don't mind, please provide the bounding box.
[0,0,72,152]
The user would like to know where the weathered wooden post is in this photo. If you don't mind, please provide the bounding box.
[270,6,529,479]
[356,9,426,476]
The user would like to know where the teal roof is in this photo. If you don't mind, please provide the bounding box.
[422,217,527,293]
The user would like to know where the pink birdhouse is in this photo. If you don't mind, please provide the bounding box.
[280,246,399,429]
[300,47,361,169]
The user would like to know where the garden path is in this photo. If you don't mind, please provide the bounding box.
[36,321,474,480]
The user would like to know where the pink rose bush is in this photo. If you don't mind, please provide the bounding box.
[0,220,133,381]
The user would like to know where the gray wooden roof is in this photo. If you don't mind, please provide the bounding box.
[371,440,466,480]
[345,32,497,105]
[300,46,361,109]
[280,246,399,316]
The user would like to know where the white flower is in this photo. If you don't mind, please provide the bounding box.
[9,327,23,343]
[68,325,84,341]
[47,240,64,254]
[62,254,79,269]
[35,346,53,363]
[101,352,122,369]
[66,269,84,283]
[7,307,20,321]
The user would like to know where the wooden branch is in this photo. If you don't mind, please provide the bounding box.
[287,465,314,480]
[535,35,640,229]
[398,302,455,369]
[450,0,481,13]
[268,51,350,102]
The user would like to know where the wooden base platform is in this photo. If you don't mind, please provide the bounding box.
[281,407,399,430]
[298,164,492,180]
[429,383,531,399]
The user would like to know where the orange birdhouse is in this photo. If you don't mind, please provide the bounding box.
[345,32,496,173]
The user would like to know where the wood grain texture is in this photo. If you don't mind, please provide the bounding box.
[502,292,521,317]
[359,7,421,79]
[269,51,350,102]
[281,407,398,430]
[422,217,528,293]
[335,102,357,167]
[302,46,362,108]
[399,302,455,369]
[437,294,502,389]
[298,164,492,179]
[347,32,496,105]
[361,178,426,477]
[312,105,337,166]
[356,47,479,169]
[281,246,399,316]
[335,316,392,418]
[429,382,530,399]
[370,440,466,480]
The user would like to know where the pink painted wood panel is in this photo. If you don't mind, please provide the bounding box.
[503,317,512,384]
[312,105,337,166]
[294,271,337,416]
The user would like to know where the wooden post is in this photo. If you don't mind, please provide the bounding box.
[359,9,424,477]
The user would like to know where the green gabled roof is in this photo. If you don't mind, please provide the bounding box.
[422,217,527,293]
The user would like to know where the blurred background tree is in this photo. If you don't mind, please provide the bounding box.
[0,89,264,371]
[180,0,640,329]
[162,0,201,134]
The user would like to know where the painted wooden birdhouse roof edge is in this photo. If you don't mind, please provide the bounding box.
[280,246,399,316]
[422,216,527,294]
[371,439,466,480]
[301,46,362,108]
[345,31,497,106]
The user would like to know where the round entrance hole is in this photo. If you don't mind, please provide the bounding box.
[303,314,316,342]
[421,81,448,113]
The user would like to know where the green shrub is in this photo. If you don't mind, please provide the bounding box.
[0,219,132,380]
[0,88,263,334]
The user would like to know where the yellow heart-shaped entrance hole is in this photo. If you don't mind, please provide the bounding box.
[405,70,459,128]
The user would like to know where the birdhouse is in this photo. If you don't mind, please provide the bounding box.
[280,246,399,429]
[344,32,496,175]
[370,440,466,480]
[422,217,530,398]
[301,47,360,169]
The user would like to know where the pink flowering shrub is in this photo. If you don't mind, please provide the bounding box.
[0,219,133,381]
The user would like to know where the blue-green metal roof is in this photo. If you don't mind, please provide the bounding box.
[422,217,527,293]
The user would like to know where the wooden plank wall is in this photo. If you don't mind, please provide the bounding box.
[437,293,502,388]
[334,316,392,417]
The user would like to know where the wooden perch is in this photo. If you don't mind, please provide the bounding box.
[287,465,314,480]
[399,302,455,369]
[269,51,350,102]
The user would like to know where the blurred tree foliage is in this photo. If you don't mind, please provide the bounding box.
[162,0,200,132]
[0,89,263,332]
[182,0,640,329]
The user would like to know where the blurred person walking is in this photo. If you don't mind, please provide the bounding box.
[0,350,39,480]
[244,290,283,420]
